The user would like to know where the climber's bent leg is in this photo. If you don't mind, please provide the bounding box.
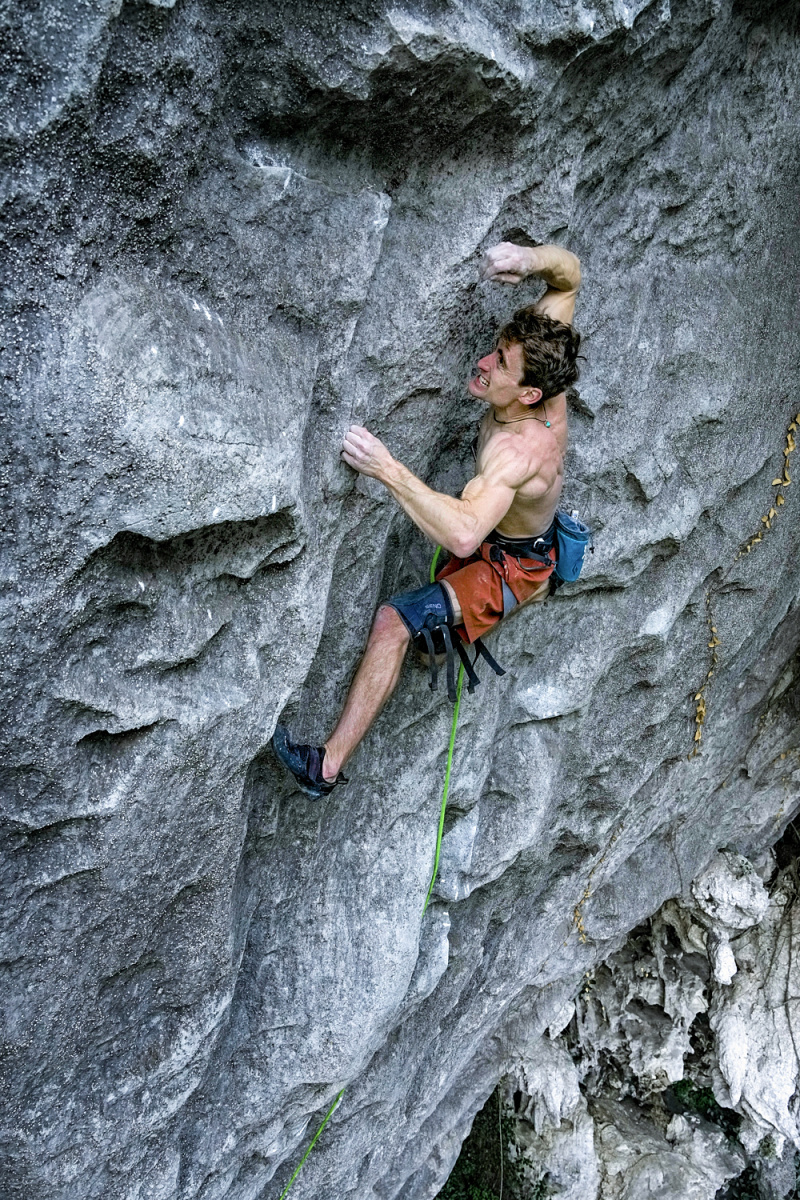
[322,604,411,780]
[324,580,461,777]
[272,606,410,797]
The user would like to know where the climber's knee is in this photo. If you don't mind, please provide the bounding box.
[384,582,461,700]
[372,603,412,649]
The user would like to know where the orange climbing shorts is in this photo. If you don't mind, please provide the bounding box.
[436,541,556,645]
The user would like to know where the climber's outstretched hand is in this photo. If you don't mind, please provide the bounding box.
[342,425,395,480]
[480,241,537,285]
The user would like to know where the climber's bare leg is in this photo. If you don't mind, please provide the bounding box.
[323,605,410,780]
[441,580,462,622]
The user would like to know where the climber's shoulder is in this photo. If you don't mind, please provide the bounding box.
[478,419,556,492]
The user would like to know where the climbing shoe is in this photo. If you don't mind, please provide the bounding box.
[271,724,348,800]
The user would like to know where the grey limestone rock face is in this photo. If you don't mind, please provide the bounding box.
[2,1,800,1198]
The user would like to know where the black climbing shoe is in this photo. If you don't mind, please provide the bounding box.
[271,724,348,800]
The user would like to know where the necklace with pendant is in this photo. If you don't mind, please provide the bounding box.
[493,402,551,429]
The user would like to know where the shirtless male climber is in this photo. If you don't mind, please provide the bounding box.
[273,241,581,798]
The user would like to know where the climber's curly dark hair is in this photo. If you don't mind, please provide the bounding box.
[497,306,582,401]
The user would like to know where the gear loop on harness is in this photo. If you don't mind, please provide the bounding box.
[474,638,505,679]
[454,637,481,693]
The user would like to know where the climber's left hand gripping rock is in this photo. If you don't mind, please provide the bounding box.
[341,425,394,480]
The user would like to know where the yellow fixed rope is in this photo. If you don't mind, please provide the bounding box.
[275,547,464,1194]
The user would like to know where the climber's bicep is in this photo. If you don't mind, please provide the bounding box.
[458,473,517,551]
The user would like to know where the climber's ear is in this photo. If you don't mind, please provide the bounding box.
[519,386,543,408]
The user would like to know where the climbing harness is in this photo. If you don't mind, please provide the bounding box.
[387,574,505,702]
[391,512,592,702]
[486,526,556,594]
[485,525,555,566]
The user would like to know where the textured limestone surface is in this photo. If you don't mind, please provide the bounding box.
[499,844,800,1199]
[2,1,800,1198]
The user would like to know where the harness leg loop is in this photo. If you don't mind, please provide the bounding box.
[455,638,482,693]
[473,638,506,678]
[420,627,437,691]
[440,623,457,703]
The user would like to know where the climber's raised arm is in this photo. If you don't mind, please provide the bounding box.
[340,425,537,558]
[481,242,581,326]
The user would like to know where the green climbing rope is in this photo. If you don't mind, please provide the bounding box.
[277,1089,345,1200]
[422,662,463,915]
[422,545,464,916]
[275,545,463,1192]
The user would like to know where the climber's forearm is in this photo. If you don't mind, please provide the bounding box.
[526,244,581,293]
[379,459,479,557]
[341,425,480,554]
[340,425,514,554]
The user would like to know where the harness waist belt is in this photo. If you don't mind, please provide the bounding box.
[485,520,556,562]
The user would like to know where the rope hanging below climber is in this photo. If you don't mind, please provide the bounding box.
[270,239,594,1193]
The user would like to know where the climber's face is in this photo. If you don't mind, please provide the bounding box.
[467,340,541,410]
